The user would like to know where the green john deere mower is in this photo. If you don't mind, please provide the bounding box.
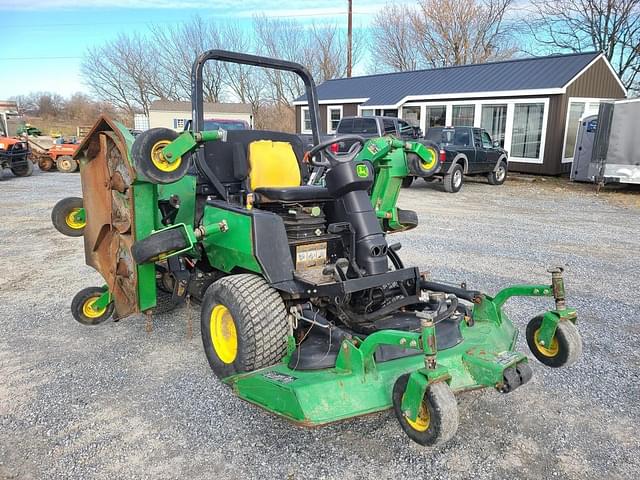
[52,50,582,446]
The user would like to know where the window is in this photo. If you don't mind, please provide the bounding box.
[563,100,601,160]
[482,131,493,148]
[398,119,415,137]
[452,105,475,127]
[337,117,377,135]
[480,104,507,147]
[360,109,375,117]
[327,106,342,133]
[511,103,545,159]
[301,107,312,133]
[382,118,396,135]
[425,105,446,127]
[383,109,398,117]
[402,106,421,126]
[173,118,187,129]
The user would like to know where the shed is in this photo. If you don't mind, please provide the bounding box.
[148,100,253,132]
[294,52,626,175]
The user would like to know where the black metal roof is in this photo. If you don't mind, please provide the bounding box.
[296,52,602,106]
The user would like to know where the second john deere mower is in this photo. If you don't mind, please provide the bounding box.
[52,50,582,446]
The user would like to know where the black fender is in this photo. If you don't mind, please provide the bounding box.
[492,154,508,172]
[447,154,468,174]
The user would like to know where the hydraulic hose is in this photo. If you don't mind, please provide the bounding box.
[420,280,482,302]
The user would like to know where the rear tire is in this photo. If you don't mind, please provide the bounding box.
[443,163,463,193]
[200,274,289,379]
[487,160,508,185]
[10,159,33,177]
[56,155,78,173]
[51,197,85,237]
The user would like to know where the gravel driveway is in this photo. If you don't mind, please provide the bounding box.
[1,169,638,479]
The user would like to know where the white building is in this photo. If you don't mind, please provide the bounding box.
[147,100,253,131]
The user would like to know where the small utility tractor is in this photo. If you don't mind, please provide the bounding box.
[0,111,33,179]
[52,51,582,446]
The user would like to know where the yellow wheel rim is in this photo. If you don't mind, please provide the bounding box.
[210,305,238,364]
[82,296,106,319]
[65,208,85,229]
[534,329,559,357]
[151,140,181,173]
[404,398,430,432]
[420,148,437,170]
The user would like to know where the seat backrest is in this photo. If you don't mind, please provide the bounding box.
[199,130,305,193]
[248,140,301,190]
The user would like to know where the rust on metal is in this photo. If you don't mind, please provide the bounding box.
[77,116,139,319]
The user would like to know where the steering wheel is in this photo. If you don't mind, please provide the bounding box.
[306,135,366,167]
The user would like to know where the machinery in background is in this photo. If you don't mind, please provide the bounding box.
[0,110,33,179]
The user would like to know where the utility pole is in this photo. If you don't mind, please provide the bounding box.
[347,0,353,77]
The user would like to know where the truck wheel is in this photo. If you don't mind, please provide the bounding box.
[57,155,78,173]
[487,160,508,185]
[201,274,289,379]
[131,228,188,264]
[131,128,189,184]
[51,197,85,237]
[443,163,463,193]
[401,176,414,188]
[10,159,33,177]
[39,158,54,171]
[392,375,459,447]
[526,315,582,368]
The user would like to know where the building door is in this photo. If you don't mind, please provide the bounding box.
[480,104,507,147]
[563,100,602,162]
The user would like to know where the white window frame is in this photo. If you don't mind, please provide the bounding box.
[357,106,376,117]
[326,105,343,134]
[398,98,550,164]
[300,106,312,134]
[560,97,612,163]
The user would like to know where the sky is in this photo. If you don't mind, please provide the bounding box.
[0,0,405,99]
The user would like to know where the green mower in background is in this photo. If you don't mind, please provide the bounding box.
[51,50,582,446]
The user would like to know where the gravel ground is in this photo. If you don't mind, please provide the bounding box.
[1,168,639,479]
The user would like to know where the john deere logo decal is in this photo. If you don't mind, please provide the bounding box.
[356,164,369,177]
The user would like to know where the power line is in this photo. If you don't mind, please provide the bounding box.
[0,56,82,60]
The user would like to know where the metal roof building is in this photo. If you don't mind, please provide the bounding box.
[294,52,626,175]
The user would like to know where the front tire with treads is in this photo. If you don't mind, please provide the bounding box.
[201,274,289,379]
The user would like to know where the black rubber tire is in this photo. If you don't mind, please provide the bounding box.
[154,289,182,314]
[526,315,582,368]
[10,158,33,177]
[401,176,414,188]
[51,197,85,237]
[131,228,188,264]
[131,128,189,184]
[392,374,459,447]
[200,274,289,379]
[39,157,54,171]
[487,159,508,185]
[71,286,114,326]
[56,155,78,173]
[443,163,464,193]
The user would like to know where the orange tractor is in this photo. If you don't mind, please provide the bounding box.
[0,111,33,179]
[30,137,80,173]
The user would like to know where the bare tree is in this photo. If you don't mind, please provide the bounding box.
[525,0,640,91]
[370,3,420,72]
[150,16,225,102]
[411,0,516,67]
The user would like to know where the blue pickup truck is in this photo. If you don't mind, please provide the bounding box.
[403,126,509,193]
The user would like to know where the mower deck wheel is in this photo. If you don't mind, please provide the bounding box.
[57,155,78,173]
[200,274,288,379]
[526,315,582,368]
[131,128,189,184]
[392,374,459,447]
[131,228,188,264]
[71,287,114,326]
[51,197,85,237]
